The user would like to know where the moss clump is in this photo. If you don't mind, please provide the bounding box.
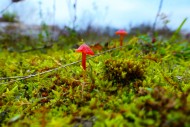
[104,59,145,85]
[135,86,190,127]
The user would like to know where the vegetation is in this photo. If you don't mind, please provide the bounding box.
[0,23,190,127]
[0,12,18,23]
[0,1,190,126]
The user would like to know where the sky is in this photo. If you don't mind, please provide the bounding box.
[0,0,190,32]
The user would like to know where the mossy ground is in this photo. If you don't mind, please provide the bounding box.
[0,36,190,127]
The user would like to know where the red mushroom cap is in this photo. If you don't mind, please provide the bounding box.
[115,29,127,35]
[76,43,94,55]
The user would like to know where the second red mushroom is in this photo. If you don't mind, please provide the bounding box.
[115,29,128,46]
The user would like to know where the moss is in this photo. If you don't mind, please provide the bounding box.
[104,59,145,85]
[0,35,190,126]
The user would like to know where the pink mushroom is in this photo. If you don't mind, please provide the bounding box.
[76,43,94,70]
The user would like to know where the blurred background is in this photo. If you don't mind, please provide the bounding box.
[0,0,189,51]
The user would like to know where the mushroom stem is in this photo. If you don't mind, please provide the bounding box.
[82,52,86,70]
[120,35,124,46]
[82,53,87,100]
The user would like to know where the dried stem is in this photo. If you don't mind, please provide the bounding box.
[0,2,13,14]
[152,0,164,37]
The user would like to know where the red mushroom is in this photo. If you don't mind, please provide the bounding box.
[76,43,94,70]
[115,29,128,46]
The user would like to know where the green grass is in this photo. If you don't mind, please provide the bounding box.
[0,34,190,127]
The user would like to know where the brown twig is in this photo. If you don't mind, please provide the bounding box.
[0,45,127,85]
